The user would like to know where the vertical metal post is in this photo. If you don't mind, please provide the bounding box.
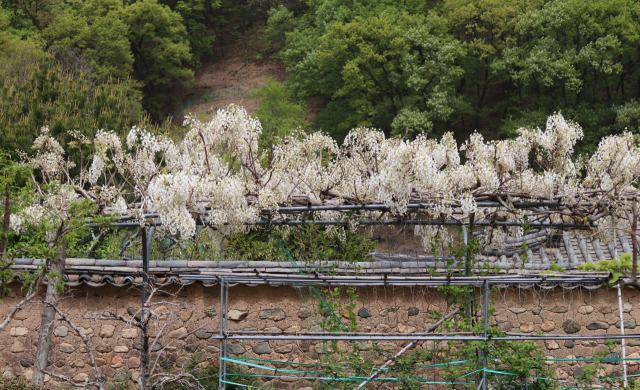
[142,226,154,303]
[464,213,475,321]
[141,227,148,303]
[618,285,628,388]
[462,226,471,320]
[482,280,488,390]
[219,277,226,390]
[223,279,229,387]
[613,214,618,259]
[463,226,470,277]
[467,213,475,276]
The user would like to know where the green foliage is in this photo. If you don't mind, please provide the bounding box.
[1,0,193,116]
[0,377,41,390]
[0,54,144,154]
[264,5,295,53]
[0,18,46,82]
[160,353,262,390]
[312,230,556,390]
[572,340,619,387]
[118,0,194,111]
[615,100,640,134]
[280,11,464,140]
[7,0,640,151]
[41,0,134,81]
[106,371,132,390]
[249,77,308,141]
[1,0,60,34]
[79,222,370,264]
[576,253,632,285]
[226,224,377,263]
[269,0,640,151]
[0,152,34,299]
[71,226,225,261]
[158,0,220,65]
[442,327,554,389]
[541,263,567,274]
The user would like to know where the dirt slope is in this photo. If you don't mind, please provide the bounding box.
[172,43,287,122]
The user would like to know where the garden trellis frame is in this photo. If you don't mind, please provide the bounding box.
[89,201,617,390]
[181,272,635,390]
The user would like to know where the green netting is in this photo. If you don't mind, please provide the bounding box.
[229,224,637,389]
[225,355,637,389]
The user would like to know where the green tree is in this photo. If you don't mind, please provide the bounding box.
[249,77,308,140]
[119,0,194,110]
[0,5,46,82]
[1,0,60,33]
[3,0,195,111]
[444,0,544,131]
[264,4,295,53]
[0,152,31,298]
[41,0,134,81]
[490,0,640,153]
[0,55,144,154]
[159,0,220,65]
[292,14,463,139]
[0,153,52,333]
[271,0,640,153]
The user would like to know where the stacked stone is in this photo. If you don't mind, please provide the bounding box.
[491,289,640,381]
[2,283,640,388]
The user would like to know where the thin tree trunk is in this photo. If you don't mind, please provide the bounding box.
[86,230,107,258]
[32,240,67,384]
[0,184,12,260]
[0,277,42,332]
[139,307,150,390]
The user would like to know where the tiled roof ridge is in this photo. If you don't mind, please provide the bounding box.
[7,231,634,288]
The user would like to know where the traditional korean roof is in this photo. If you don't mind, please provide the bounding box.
[8,229,631,288]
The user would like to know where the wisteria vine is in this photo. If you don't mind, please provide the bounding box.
[11,105,640,257]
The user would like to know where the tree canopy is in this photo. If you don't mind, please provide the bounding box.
[270,0,640,152]
[0,52,145,154]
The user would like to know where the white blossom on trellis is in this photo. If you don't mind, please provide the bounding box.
[14,105,640,255]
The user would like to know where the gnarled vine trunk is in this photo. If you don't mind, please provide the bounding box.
[32,240,67,384]
[140,306,150,390]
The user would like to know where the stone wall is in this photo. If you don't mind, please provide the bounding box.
[0,282,639,388]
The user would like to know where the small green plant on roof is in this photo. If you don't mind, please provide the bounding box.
[540,263,567,275]
[575,253,632,285]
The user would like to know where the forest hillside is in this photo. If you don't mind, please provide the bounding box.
[2,0,640,154]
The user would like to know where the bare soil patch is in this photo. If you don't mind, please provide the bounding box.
[171,42,287,123]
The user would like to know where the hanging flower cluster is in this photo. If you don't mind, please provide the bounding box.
[12,105,640,253]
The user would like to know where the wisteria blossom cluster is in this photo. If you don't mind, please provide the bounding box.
[12,105,640,252]
[10,128,104,245]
